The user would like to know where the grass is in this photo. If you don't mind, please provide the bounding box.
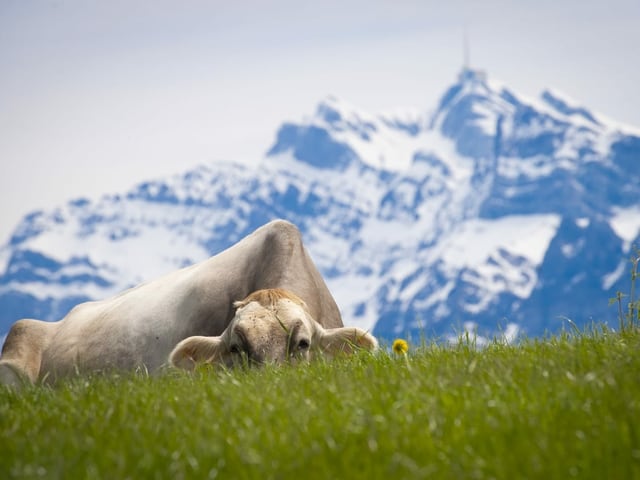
[1,327,639,479]
[611,246,640,332]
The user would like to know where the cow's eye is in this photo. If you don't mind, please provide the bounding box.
[229,344,242,355]
[297,339,310,351]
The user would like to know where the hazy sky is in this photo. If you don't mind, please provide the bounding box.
[1,0,639,244]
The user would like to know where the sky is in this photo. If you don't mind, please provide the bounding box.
[1,0,639,244]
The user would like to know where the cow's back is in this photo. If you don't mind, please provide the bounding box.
[39,264,208,379]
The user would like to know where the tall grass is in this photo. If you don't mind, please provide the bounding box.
[611,246,640,332]
[1,327,639,479]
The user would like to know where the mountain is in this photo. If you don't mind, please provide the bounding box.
[2,69,639,344]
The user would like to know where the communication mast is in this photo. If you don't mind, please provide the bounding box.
[459,26,487,82]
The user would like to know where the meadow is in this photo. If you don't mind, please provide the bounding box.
[1,326,639,479]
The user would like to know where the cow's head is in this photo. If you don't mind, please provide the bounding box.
[169,288,378,370]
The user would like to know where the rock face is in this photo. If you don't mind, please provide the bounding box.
[1,69,639,342]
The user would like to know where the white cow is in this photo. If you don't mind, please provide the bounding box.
[0,220,377,386]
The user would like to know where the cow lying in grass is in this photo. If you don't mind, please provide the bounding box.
[0,220,377,386]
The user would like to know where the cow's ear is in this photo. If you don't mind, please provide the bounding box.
[169,336,224,370]
[316,327,378,357]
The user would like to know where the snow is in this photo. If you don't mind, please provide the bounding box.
[379,106,425,129]
[12,199,212,301]
[267,119,531,332]
[516,113,563,140]
[413,281,455,312]
[471,102,502,136]
[306,95,481,178]
[332,212,559,326]
[426,214,561,311]
[543,88,640,137]
[576,218,590,228]
[327,274,380,332]
[513,87,599,133]
[436,214,561,269]
[222,90,571,334]
[602,259,627,290]
[540,88,603,128]
[561,243,577,258]
[561,239,585,259]
[359,217,423,250]
[309,96,427,172]
[420,130,475,181]
[557,124,612,160]
[498,155,576,179]
[479,75,628,160]
[305,227,352,271]
[610,206,640,251]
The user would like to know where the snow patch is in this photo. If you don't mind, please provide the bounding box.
[310,96,427,171]
[561,243,576,258]
[576,218,590,228]
[610,206,640,251]
[18,201,212,295]
[326,273,380,332]
[498,155,576,179]
[436,214,561,269]
[602,259,627,290]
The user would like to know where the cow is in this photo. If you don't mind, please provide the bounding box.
[0,220,377,386]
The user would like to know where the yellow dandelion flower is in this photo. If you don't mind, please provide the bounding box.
[392,339,409,355]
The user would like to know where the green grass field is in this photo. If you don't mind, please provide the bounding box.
[1,327,639,479]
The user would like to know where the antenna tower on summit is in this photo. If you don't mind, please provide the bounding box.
[460,22,486,82]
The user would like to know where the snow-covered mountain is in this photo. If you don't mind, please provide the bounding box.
[2,69,639,343]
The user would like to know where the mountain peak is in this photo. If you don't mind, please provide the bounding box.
[457,68,489,87]
[265,95,361,171]
[432,69,508,121]
[268,95,425,172]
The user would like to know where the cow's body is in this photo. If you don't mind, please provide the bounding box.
[0,220,352,385]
